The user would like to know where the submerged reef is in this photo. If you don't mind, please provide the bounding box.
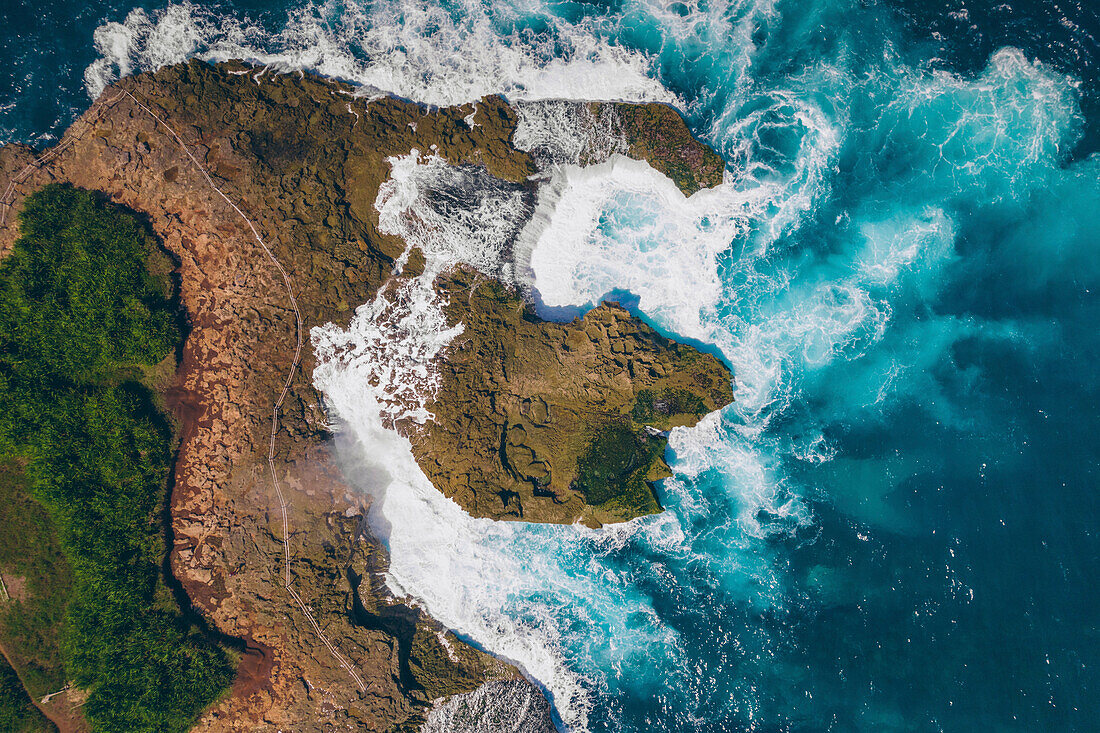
[0,59,726,729]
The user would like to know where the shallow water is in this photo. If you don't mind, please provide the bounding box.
[5,1,1099,730]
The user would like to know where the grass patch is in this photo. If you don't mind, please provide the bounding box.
[0,460,70,698]
[0,185,232,732]
[0,655,56,733]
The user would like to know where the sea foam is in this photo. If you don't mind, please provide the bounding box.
[84,0,676,106]
[311,150,632,730]
[309,141,820,730]
[512,101,630,169]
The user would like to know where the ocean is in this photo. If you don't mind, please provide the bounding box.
[3,0,1098,730]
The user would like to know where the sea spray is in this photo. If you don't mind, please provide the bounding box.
[312,364,600,728]
[512,101,630,169]
[310,141,823,731]
[324,23,1090,728]
[312,150,532,427]
[423,679,558,732]
[310,149,663,729]
[374,151,531,284]
[83,0,676,106]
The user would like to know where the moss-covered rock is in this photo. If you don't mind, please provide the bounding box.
[412,269,733,527]
[592,102,726,195]
[573,419,666,517]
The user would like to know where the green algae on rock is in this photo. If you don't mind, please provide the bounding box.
[412,269,733,527]
[573,418,668,518]
[592,102,726,195]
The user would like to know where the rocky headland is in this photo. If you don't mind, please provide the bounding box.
[420,270,731,526]
[0,60,729,731]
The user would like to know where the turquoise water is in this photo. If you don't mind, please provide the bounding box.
[4,1,1098,730]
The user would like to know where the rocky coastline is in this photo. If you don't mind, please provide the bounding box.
[0,60,728,731]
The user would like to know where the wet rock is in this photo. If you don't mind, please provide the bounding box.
[422,679,557,733]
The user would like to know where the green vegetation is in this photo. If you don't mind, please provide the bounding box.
[0,655,56,733]
[573,419,664,516]
[609,103,726,196]
[0,185,232,732]
[631,387,707,424]
[0,460,71,698]
[407,623,484,701]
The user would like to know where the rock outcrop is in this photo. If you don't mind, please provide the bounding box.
[414,270,732,526]
[0,59,728,729]
[593,102,726,194]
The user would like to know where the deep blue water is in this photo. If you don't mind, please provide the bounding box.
[4,1,1098,731]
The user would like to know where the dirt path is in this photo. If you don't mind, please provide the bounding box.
[0,641,87,733]
[117,87,368,692]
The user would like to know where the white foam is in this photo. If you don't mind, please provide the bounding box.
[85,5,226,98]
[423,679,555,732]
[304,14,1087,729]
[375,150,530,283]
[463,103,479,129]
[312,275,460,427]
[312,362,597,728]
[715,88,841,241]
[84,1,677,106]
[513,101,629,169]
[314,314,681,731]
[310,149,702,731]
[513,151,830,425]
[517,155,738,345]
[312,150,530,427]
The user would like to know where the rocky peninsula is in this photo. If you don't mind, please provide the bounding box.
[0,60,729,731]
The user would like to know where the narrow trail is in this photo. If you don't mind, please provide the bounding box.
[118,88,368,692]
[0,91,123,227]
[39,685,70,705]
[0,86,367,692]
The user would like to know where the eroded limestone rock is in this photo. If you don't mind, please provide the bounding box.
[411,270,733,526]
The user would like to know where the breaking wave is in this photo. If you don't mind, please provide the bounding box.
[83,1,675,106]
[310,6,1095,726]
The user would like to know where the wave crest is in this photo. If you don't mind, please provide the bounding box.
[84,0,676,105]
